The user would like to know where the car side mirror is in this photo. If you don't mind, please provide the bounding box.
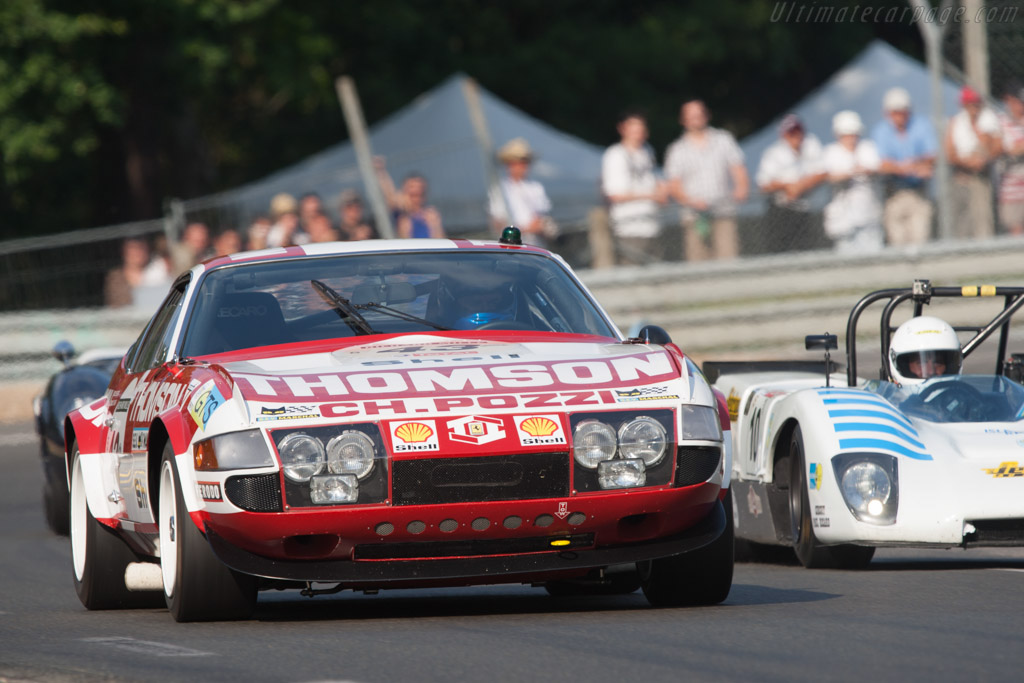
[637,325,672,345]
[805,334,838,387]
[52,340,75,368]
[805,334,837,350]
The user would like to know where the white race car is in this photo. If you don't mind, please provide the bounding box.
[708,280,1024,568]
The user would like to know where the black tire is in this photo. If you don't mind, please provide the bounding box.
[70,443,161,609]
[639,502,734,607]
[44,475,70,536]
[159,442,257,622]
[545,565,641,597]
[789,426,875,569]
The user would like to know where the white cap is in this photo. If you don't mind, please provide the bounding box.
[883,87,912,112]
[832,110,864,136]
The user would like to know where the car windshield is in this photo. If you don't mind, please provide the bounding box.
[180,250,618,356]
[868,375,1024,423]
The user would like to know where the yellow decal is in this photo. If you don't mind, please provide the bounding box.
[981,285,996,296]
[549,539,571,547]
[727,389,740,421]
[962,286,978,297]
[394,422,434,443]
[520,416,558,437]
[983,461,1024,478]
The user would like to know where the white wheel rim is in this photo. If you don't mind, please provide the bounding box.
[159,459,178,598]
[70,452,87,581]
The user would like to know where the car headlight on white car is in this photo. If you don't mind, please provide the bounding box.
[832,454,899,525]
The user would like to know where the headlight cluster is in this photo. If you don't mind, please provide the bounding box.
[832,454,898,525]
[273,425,386,506]
[571,411,674,490]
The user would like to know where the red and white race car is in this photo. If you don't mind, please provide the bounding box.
[65,232,732,621]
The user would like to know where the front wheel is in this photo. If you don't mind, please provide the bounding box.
[159,442,257,622]
[70,443,161,609]
[789,426,875,569]
[639,502,733,607]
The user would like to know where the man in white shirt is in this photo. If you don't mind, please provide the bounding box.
[821,110,884,254]
[756,113,827,252]
[946,86,1001,240]
[664,100,749,261]
[601,111,669,264]
[489,138,555,249]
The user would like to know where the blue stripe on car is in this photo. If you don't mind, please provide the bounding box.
[827,408,915,431]
[832,422,926,450]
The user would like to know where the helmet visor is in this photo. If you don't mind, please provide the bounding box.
[895,349,961,380]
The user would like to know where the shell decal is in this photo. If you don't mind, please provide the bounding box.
[520,417,558,437]
[395,422,434,443]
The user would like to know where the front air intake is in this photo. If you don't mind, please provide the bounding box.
[225,473,283,512]
[675,446,721,487]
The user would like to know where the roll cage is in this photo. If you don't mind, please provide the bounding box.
[844,279,1024,386]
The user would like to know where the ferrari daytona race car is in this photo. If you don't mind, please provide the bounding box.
[709,280,1024,568]
[65,232,733,621]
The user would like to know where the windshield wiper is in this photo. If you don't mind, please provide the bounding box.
[311,280,378,335]
[354,301,452,331]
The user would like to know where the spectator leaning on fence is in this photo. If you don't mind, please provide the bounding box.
[871,87,936,247]
[946,86,1001,241]
[600,110,668,265]
[997,84,1024,237]
[374,156,445,239]
[170,221,213,274]
[267,193,308,248]
[489,138,557,249]
[337,190,377,241]
[821,110,884,255]
[756,113,826,252]
[664,99,749,261]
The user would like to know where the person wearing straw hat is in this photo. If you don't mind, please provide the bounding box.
[489,137,557,248]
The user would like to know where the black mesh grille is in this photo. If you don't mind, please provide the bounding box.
[675,446,721,487]
[392,452,569,506]
[354,533,594,560]
[966,519,1024,545]
[225,473,283,512]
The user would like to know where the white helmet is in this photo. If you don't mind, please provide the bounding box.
[888,316,962,386]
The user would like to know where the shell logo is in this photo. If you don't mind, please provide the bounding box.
[394,422,434,443]
[520,416,558,437]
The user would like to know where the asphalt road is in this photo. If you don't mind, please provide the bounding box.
[2,420,1023,683]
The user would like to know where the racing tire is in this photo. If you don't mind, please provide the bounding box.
[638,502,734,607]
[44,475,70,536]
[159,442,257,622]
[789,426,875,569]
[70,443,162,609]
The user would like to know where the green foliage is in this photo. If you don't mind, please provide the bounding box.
[0,0,921,238]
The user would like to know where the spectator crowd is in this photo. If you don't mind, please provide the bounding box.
[107,81,1024,306]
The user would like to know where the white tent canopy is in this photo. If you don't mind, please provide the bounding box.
[211,74,605,234]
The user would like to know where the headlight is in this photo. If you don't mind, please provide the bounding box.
[326,431,375,480]
[841,462,891,515]
[617,416,667,466]
[680,404,722,441]
[573,420,617,469]
[833,454,898,525]
[194,429,275,471]
[278,432,326,482]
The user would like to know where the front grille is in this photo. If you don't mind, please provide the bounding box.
[354,533,594,560]
[392,452,570,506]
[675,446,721,486]
[966,519,1024,546]
[225,473,283,512]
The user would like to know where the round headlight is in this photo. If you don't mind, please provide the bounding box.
[278,433,325,482]
[573,420,617,469]
[326,431,376,480]
[617,416,667,466]
[841,462,891,515]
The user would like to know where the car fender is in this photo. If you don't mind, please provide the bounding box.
[65,398,123,523]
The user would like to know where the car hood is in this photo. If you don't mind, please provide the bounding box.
[216,335,709,420]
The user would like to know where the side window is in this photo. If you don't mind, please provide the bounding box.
[130,287,186,371]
